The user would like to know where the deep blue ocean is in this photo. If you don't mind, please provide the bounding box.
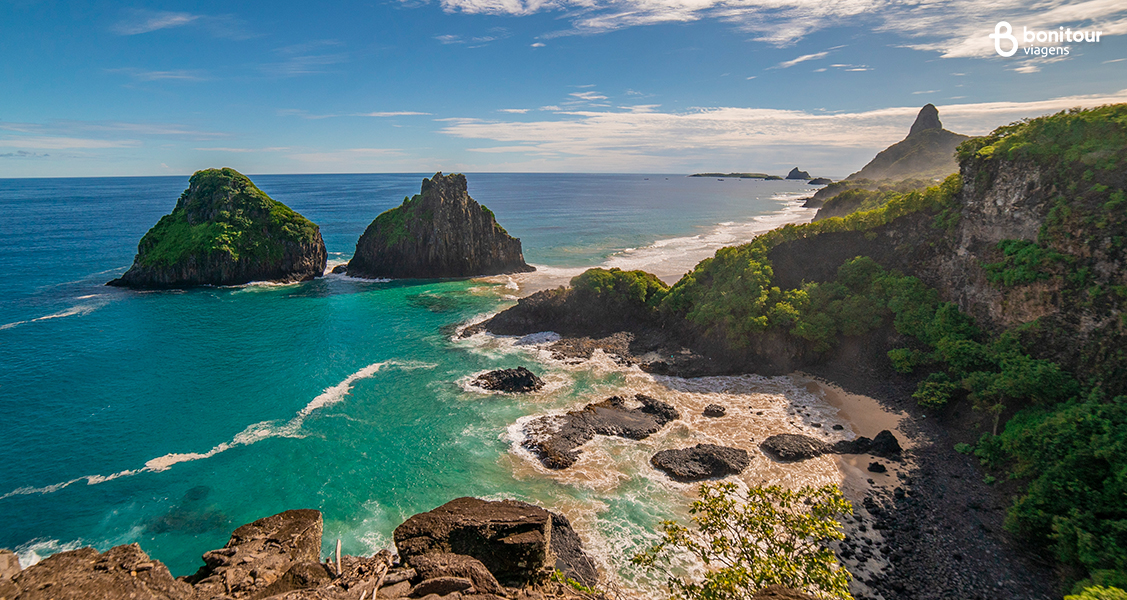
[0,173,844,591]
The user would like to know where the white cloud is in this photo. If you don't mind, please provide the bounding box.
[436,90,1127,172]
[539,105,562,111]
[360,111,433,117]
[112,11,199,35]
[531,42,546,47]
[112,10,253,39]
[570,91,608,101]
[107,68,207,82]
[193,147,291,152]
[912,90,939,94]
[773,51,829,69]
[499,108,532,113]
[0,136,142,150]
[413,0,1127,61]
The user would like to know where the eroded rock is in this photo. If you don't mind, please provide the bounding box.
[651,444,751,481]
[472,367,544,393]
[523,394,680,469]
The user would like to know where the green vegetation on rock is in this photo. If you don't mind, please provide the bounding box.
[137,168,320,267]
[571,267,669,311]
[632,482,852,600]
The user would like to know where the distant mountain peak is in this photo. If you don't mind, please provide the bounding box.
[909,104,942,136]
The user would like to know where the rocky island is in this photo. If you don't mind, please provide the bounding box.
[107,168,327,289]
[346,172,534,279]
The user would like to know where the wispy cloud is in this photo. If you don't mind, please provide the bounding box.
[112,9,254,39]
[414,0,1127,61]
[360,111,432,117]
[570,91,608,101]
[499,108,531,113]
[773,51,829,69]
[0,150,50,158]
[193,147,291,152]
[435,89,1127,171]
[0,136,142,150]
[107,68,208,82]
[531,42,546,47]
[258,40,349,76]
[912,90,939,94]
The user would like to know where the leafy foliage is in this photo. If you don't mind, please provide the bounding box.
[571,268,670,311]
[982,239,1072,286]
[632,483,852,600]
[1065,587,1127,600]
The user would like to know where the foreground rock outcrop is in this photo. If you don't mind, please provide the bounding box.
[347,173,534,279]
[650,444,751,481]
[3,499,600,600]
[108,168,327,289]
[523,394,680,469]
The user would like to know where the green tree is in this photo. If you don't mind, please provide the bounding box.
[632,483,853,600]
[1065,586,1127,600]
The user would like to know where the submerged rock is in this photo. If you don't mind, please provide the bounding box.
[651,444,751,481]
[472,367,544,393]
[108,168,326,289]
[523,394,680,469]
[702,404,727,417]
[347,172,534,279]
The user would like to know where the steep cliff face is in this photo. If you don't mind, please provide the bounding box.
[108,168,326,289]
[347,173,534,279]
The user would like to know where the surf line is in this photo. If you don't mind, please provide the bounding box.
[0,360,435,500]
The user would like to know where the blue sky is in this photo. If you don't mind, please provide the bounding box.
[2,0,1126,177]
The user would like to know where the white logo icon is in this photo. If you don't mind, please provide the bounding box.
[991,21,1019,57]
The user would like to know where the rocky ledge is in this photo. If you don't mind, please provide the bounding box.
[0,497,600,600]
[347,173,534,279]
[472,367,544,393]
[108,168,327,289]
[650,444,751,482]
[523,394,680,469]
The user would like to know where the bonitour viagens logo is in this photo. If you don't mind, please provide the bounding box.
[990,21,1103,57]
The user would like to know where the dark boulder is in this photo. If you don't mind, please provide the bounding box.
[411,576,474,597]
[331,264,348,274]
[409,554,503,595]
[870,430,903,457]
[832,436,872,455]
[347,172,534,279]
[523,394,680,469]
[651,444,751,481]
[868,462,888,473]
[108,168,326,289]
[759,434,830,462]
[473,367,545,393]
[702,404,726,417]
[394,497,553,585]
[549,512,598,588]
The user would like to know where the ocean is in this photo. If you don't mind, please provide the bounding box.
[0,173,852,593]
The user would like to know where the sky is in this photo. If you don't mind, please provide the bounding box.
[1,0,1126,177]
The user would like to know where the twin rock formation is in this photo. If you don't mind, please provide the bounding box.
[110,171,531,289]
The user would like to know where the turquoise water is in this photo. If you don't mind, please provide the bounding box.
[0,174,834,587]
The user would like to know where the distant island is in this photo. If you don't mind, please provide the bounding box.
[689,172,771,179]
[690,169,830,184]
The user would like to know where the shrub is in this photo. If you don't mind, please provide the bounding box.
[632,482,852,600]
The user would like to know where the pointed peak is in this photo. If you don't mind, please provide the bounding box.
[909,104,942,136]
